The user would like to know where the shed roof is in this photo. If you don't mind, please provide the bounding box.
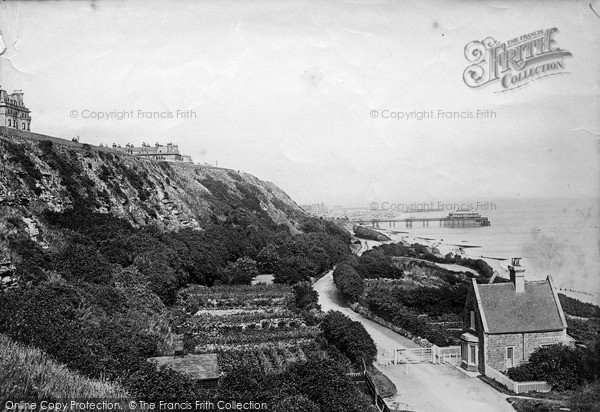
[147,354,220,380]
[475,278,566,334]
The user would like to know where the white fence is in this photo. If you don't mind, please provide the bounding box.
[377,347,434,365]
[378,346,461,366]
[484,364,552,394]
[432,345,461,365]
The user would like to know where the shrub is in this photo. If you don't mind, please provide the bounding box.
[219,257,259,285]
[568,382,600,412]
[0,334,129,401]
[333,262,364,300]
[356,249,403,279]
[320,311,376,366]
[292,282,320,311]
[527,345,594,391]
[273,255,317,284]
[3,140,43,194]
[507,363,535,382]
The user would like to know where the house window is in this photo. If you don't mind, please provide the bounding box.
[506,347,515,369]
[7,119,11,127]
[470,310,476,330]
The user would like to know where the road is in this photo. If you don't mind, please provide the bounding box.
[314,270,515,412]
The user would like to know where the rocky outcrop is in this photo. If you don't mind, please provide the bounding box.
[0,127,305,234]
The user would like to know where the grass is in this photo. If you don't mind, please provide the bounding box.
[367,365,397,398]
[507,398,566,412]
[0,334,129,400]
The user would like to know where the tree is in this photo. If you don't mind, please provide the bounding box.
[292,282,320,311]
[527,345,593,391]
[286,358,377,412]
[356,249,403,279]
[133,251,181,304]
[320,311,376,366]
[219,257,259,285]
[256,244,281,273]
[333,262,363,300]
[273,255,317,284]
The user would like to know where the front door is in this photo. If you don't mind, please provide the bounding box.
[506,347,514,369]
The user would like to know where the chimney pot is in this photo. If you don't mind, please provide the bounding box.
[508,257,525,293]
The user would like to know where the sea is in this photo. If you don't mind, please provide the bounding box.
[370,197,600,305]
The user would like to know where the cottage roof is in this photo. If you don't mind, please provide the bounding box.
[474,277,566,334]
[147,354,220,380]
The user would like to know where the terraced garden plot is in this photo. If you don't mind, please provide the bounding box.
[218,345,310,375]
[181,284,294,309]
[179,283,318,374]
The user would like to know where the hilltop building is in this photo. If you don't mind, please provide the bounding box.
[300,203,329,216]
[0,88,31,131]
[460,258,575,373]
[113,142,193,163]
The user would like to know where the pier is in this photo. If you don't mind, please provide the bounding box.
[353,216,490,229]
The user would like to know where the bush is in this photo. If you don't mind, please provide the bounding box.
[219,257,259,285]
[333,262,364,300]
[292,282,320,311]
[568,382,600,412]
[320,311,376,366]
[527,345,594,391]
[356,250,403,279]
[363,284,457,346]
[507,363,535,382]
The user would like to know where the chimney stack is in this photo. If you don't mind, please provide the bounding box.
[508,257,525,293]
[12,90,23,105]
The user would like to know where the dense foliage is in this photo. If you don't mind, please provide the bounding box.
[354,249,404,279]
[559,294,600,319]
[320,311,377,366]
[507,345,598,391]
[292,281,321,312]
[0,139,385,408]
[372,241,495,279]
[257,228,350,284]
[364,287,456,346]
[332,262,364,300]
[219,257,259,285]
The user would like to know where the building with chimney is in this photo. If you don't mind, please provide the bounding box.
[112,142,193,163]
[460,258,574,373]
[0,88,31,131]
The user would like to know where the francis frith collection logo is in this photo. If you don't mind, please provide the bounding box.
[463,28,572,92]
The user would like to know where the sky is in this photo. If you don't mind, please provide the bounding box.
[0,0,598,207]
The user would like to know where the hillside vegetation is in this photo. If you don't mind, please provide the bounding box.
[0,334,129,400]
[0,131,381,410]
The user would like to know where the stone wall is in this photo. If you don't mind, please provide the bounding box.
[486,330,565,372]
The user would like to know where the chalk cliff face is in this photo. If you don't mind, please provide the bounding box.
[0,127,304,249]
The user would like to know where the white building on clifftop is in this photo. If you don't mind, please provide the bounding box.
[0,87,31,131]
[113,142,193,163]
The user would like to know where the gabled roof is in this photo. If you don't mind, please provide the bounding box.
[473,276,567,334]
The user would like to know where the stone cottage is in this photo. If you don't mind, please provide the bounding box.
[460,258,575,373]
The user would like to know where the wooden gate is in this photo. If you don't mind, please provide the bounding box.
[377,347,433,365]
[378,346,461,366]
[432,345,461,365]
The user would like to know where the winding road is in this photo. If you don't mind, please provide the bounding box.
[314,270,515,412]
